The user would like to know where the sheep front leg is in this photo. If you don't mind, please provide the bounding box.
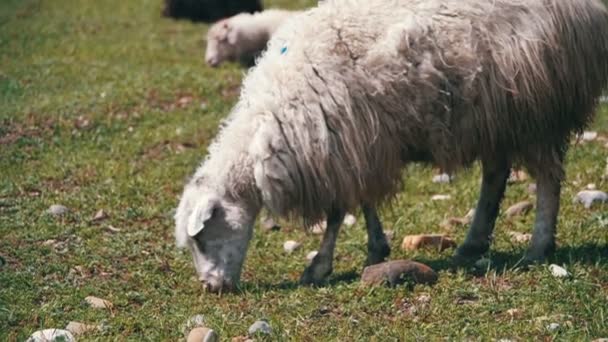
[454,159,510,261]
[300,208,345,285]
[362,204,390,266]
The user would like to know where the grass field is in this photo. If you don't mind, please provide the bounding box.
[1,0,608,340]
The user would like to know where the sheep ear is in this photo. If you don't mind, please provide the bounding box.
[226,25,239,45]
[187,199,218,237]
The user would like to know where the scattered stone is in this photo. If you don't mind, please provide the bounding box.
[582,131,598,141]
[306,250,318,262]
[431,194,451,201]
[248,320,272,336]
[401,234,456,251]
[587,183,597,190]
[310,221,326,235]
[343,213,357,227]
[187,327,218,342]
[65,321,99,335]
[181,315,207,337]
[508,170,528,183]
[546,322,560,332]
[440,209,474,229]
[283,240,301,253]
[85,296,113,309]
[383,230,394,241]
[105,225,122,233]
[361,259,438,287]
[47,204,68,216]
[432,173,453,183]
[507,231,532,243]
[592,339,608,342]
[474,258,491,270]
[231,336,254,342]
[505,201,533,218]
[549,264,570,278]
[26,329,75,342]
[416,294,431,304]
[92,209,108,222]
[527,183,537,194]
[573,190,608,208]
[260,216,280,232]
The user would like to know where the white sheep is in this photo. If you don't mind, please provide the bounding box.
[176,0,608,292]
[204,9,300,67]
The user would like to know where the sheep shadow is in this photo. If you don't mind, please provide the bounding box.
[238,270,361,293]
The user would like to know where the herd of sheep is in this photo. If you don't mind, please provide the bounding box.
[164,0,608,293]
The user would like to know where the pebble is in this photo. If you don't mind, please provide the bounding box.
[587,183,597,190]
[283,240,301,253]
[508,170,528,183]
[546,322,560,332]
[65,321,99,335]
[310,221,326,235]
[187,327,218,342]
[505,201,533,218]
[506,308,522,318]
[507,231,532,243]
[383,230,394,241]
[401,234,456,251]
[343,213,357,227]
[440,209,475,229]
[260,216,280,232]
[47,204,68,216]
[431,194,451,201]
[26,329,75,342]
[573,190,608,208]
[361,259,438,287]
[549,264,570,278]
[432,173,453,183]
[248,320,272,336]
[592,339,608,342]
[582,131,598,141]
[306,250,318,262]
[527,183,537,194]
[85,296,113,309]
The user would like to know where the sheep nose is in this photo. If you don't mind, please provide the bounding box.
[206,57,219,67]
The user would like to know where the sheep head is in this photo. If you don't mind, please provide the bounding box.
[174,178,258,292]
[205,19,241,67]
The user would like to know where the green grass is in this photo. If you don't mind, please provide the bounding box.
[1,0,607,340]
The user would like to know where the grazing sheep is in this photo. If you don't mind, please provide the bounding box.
[205,9,300,68]
[175,0,608,292]
[162,0,262,23]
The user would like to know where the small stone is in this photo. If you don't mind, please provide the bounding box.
[505,201,533,218]
[582,131,598,141]
[527,183,537,194]
[260,216,280,232]
[231,336,254,342]
[507,231,532,243]
[85,296,113,309]
[187,327,218,342]
[306,250,318,262]
[65,321,99,335]
[546,322,560,332]
[440,209,474,229]
[549,264,570,278]
[592,339,608,342]
[310,221,326,234]
[383,230,394,241]
[182,315,207,337]
[508,170,528,183]
[27,329,75,342]
[105,225,122,233]
[401,234,456,251]
[416,294,431,304]
[283,240,301,253]
[432,173,453,183]
[431,194,451,201]
[361,259,438,287]
[587,183,597,190]
[92,209,108,222]
[474,258,491,270]
[573,190,608,208]
[47,204,68,216]
[464,209,475,220]
[248,320,272,336]
[343,213,357,227]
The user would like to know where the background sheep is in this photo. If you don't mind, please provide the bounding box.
[162,0,262,23]
[205,9,300,67]
[175,0,608,292]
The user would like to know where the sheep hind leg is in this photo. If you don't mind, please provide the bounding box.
[454,158,510,263]
[300,208,345,286]
[362,203,390,266]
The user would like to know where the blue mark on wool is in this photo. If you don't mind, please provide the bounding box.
[280,46,288,55]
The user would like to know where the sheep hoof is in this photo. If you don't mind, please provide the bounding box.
[452,243,489,266]
[365,243,391,266]
[299,264,332,286]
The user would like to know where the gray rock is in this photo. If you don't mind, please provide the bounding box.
[27,329,75,342]
[573,190,608,209]
[283,240,301,253]
[248,320,272,336]
[47,204,68,216]
[549,264,570,278]
[546,322,560,332]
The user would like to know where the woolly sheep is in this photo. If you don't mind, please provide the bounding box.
[175,0,608,292]
[205,9,300,68]
[162,0,262,23]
